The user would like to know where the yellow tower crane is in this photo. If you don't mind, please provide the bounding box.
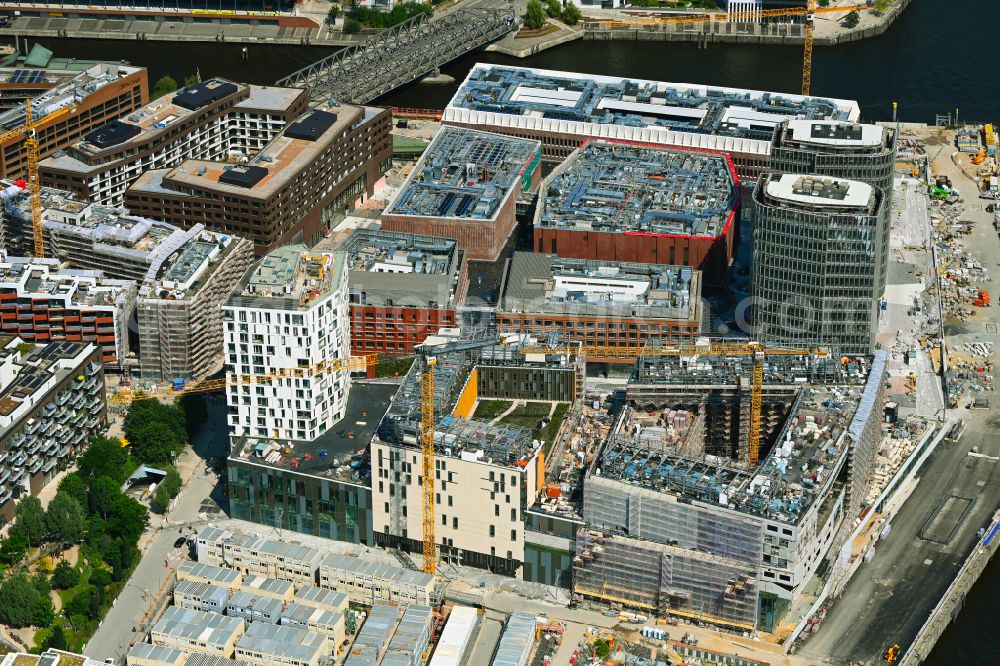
[0,97,76,258]
[587,2,871,96]
[520,341,825,466]
[416,335,519,575]
[109,354,377,405]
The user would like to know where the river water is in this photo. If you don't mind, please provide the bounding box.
[7,0,998,660]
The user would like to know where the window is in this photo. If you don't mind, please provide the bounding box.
[511,529,517,541]
[490,525,495,537]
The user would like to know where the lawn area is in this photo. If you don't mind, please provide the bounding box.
[473,399,513,420]
[538,404,569,458]
[498,402,554,430]
[374,357,415,378]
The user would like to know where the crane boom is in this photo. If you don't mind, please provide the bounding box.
[109,353,376,405]
[802,1,816,96]
[0,99,75,258]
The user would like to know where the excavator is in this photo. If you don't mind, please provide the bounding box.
[971,148,987,165]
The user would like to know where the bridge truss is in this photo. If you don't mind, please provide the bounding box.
[277,6,516,106]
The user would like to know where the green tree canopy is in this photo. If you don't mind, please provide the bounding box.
[89,476,120,520]
[525,0,547,29]
[150,75,178,100]
[124,400,187,465]
[545,0,561,18]
[0,528,28,565]
[47,624,68,650]
[844,10,860,28]
[51,560,80,590]
[12,495,46,547]
[562,1,581,25]
[0,573,47,627]
[46,490,86,547]
[57,472,88,508]
[78,435,130,484]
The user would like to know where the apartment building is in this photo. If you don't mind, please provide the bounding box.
[126,104,393,253]
[195,527,322,588]
[136,231,254,381]
[381,126,541,261]
[0,338,104,524]
[338,228,467,357]
[0,257,136,369]
[223,246,351,442]
[499,252,702,358]
[150,607,245,658]
[0,61,147,179]
[39,80,308,206]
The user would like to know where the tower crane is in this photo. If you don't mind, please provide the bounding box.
[519,341,827,466]
[0,97,76,258]
[416,335,519,575]
[587,2,872,96]
[108,354,377,405]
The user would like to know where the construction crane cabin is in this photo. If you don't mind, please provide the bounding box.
[0,97,77,258]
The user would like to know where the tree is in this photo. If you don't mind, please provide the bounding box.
[525,0,546,29]
[128,420,181,465]
[544,0,561,18]
[844,10,860,28]
[106,495,149,545]
[78,435,129,484]
[46,491,85,547]
[0,573,43,627]
[12,495,46,547]
[51,560,80,590]
[150,75,178,100]
[89,568,112,589]
[327,4,341,23]
[183,73,199,87]
[46,624,68,651]
[57,473,88,508]
[0,529,28,565]
[818,0,830,7]
[593,638,612,659]
[89,476,120,520]
[343,16,361,33]
[561,1,581,25]
[64,586,92,619]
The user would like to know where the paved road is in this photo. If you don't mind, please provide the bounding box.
[468,611,503,665]
[84,400,230,663]
[800,141,1000,665]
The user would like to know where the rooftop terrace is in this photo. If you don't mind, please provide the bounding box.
[444,64,859,144]
[231,244,343,310]
[385,126,540,221]
[0,258,134,310]
[539,140,739,237]
[783,119,888,148]
[0,338,97,423]
[503,252,698,320]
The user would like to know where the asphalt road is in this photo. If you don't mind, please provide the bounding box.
[84,399,230,663]
[468,611,503,665]
[800,147,1000,665]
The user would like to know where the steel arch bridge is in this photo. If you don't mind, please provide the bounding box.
[276,5,516,106]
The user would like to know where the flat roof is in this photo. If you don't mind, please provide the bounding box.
[502,252,699,321]
[784,119,887,147]
[0,338,96,424]
[177,561,241,586]
[443,64,860,156]
[229,382,397,484]
[198,527,322,565]
[152,232,242,301]
[764,173,874,208]
[384,126,540,222]
[127,644,185,664]
[321,553,434,589]
[539,139,738,238]
[148,104,375,200]
[229,245,344,310]
[234,85,306,114]
[0,258,134,310]
[338,228,462,309]
[236,623,326,661]
[151,607,243,645]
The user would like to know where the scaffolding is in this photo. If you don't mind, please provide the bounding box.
[573,530,759,631]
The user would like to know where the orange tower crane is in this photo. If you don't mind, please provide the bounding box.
[0,97,76,258]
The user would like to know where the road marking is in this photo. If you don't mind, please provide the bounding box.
[924,559,934,565]
[978,481,987,487]
[987,323,997,333]
[968,451,1000,461]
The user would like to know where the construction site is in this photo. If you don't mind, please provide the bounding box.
[569,342,887,633]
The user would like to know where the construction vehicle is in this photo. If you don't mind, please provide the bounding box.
[586,2,869,96]
[416,335,519,574]
[521,341,824,466]
[971,148,987,165]
[0,98,76,258]
[973,289,991,307]
[109,354,377,405]
[882,643,901,664]
[921,182,952,201]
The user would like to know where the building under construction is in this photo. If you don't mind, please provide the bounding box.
[572,344,887,631]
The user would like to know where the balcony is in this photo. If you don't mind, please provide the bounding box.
[85,362,101,376]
